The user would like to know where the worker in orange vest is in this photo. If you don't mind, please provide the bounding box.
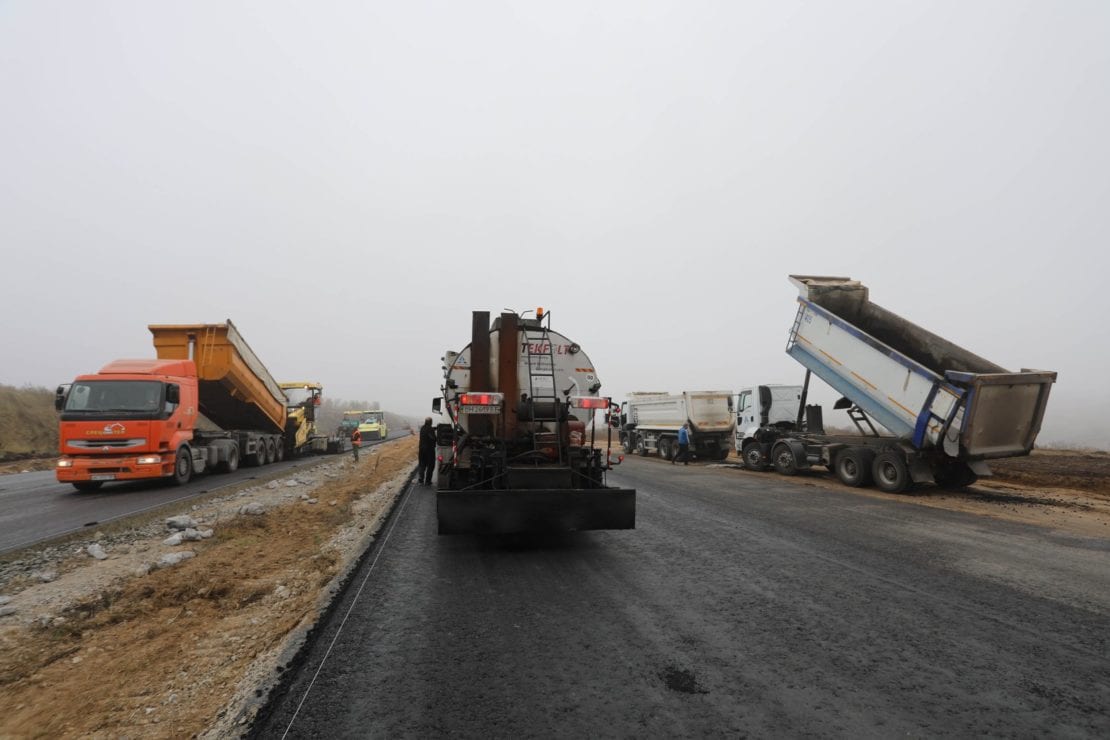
[351,428,362,461]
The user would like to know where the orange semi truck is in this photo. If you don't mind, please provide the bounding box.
[55,321,290,491]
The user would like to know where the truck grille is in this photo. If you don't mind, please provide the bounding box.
[68,438,147,449]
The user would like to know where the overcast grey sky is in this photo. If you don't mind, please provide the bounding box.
[1,1,1107,448]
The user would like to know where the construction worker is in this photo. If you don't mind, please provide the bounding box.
[351,427,362,461]
[672,422,690,465]
[418,417,436,485]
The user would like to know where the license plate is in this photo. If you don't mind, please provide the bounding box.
[460,405,500,415]
[90,474,116,481]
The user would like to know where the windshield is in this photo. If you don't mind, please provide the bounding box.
[285,388,316,407]
[64,381,163,413]
[360,412,384,424]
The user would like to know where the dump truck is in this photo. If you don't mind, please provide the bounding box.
[432,309,636,534]
[55,320,291,491]
[618,391,735,461]
[736,276,1057,492]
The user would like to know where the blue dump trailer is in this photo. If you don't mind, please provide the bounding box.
[739,276,1057,492]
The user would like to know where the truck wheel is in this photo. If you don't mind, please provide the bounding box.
[621,435,633,454]
[266,438,279,463]
[636,438,648,457]
[835,447,874,487]
[250,443,267,467]
[273,439,285,462]
[172,448,193,486]
[742,444,767,471]
[220,445,240,473]
[657,439,671,460]
[772,443,799,476]
[72,481,104,492]
[872,451,912,493]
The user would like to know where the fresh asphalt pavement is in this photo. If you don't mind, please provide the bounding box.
[0,433,405,555]
[253,456,1110,738]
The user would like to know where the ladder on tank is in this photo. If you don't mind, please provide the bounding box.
[524,312,564,464]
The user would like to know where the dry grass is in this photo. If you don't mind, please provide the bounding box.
[0,385,57,462]
[0,437,417,739]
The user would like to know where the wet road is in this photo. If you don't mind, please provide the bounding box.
[0,434,405,555]
[255,457,1110,738]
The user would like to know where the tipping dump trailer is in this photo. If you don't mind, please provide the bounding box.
[434,310,636,535]
[56,320,289,491]
[619,391,735,461]
[739,276,1057,492]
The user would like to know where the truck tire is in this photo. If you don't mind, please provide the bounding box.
[172,447,193,486]
[250,443,267,467]
[834,447,874,487]
[273,439,285,462]
[621,434,633,454]
[771,443,799,476]
[657,439,671,460]
[266,438,279,464]
[742,444,767,471]
[220,444,240,473]
[72,481,104,492]
[636,437,649,457]
[872,451,912,493]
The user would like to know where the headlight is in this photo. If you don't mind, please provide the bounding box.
[137,455,162,465]
[56,458,74,468]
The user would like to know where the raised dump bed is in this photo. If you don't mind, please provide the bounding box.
[149,320,287,435]
[786,275,1056,460]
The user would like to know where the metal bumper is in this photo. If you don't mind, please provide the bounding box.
[56,454,170,483]
[436,487,636,535]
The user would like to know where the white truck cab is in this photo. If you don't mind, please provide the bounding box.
[734,384,803,453]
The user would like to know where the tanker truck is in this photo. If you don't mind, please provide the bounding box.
[737,276,1057,492]
[432,310,636,534]
[55,320,291,491]
[618,391,735,461]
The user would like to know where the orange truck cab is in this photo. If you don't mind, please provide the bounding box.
[56,320,288,492]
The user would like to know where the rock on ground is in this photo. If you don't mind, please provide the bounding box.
[239,503,265,516]
[86,544,108,560]
[155,551,196,569]
[166,515,198,531]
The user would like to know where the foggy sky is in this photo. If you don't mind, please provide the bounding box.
[1,1,1107,448]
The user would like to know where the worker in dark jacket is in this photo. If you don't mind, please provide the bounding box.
[418,417,437,485]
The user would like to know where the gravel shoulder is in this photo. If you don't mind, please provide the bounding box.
[0,436,418,738]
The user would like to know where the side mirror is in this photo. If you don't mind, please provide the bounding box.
[432,397,442,414]
[166,384,180,404]
[54,384,70,411]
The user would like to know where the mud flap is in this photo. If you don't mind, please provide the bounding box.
[436,488,636,535]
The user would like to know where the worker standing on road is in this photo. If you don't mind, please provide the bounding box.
[351,428,362,461]
[673,422,690,465]
[418,417,436,485]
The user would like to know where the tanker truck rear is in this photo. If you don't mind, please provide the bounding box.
[55,320,289,491]
[433,310,636,535]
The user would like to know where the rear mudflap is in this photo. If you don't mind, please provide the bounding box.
[436,488,636,535]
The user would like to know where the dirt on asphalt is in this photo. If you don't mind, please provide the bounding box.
[0,436,417,739]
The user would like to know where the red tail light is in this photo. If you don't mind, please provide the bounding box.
[459,392,504,406]
[570,395,609,410]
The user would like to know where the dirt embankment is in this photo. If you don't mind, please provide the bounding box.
[0,437,418,739]
[0,385,57,463]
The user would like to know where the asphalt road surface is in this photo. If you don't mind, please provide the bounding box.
[255,458,1110,738]
[0,433,404,555]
